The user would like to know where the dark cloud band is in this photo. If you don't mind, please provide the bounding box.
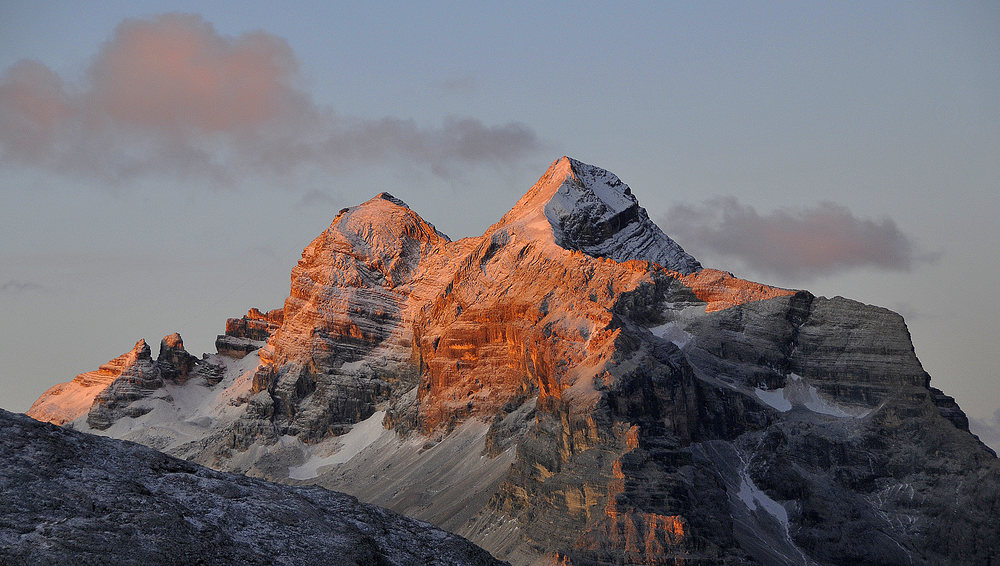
[661,197,925,279]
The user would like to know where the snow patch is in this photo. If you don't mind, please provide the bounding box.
[649,302,703,348]
[736,463,790,529]
[755,374,869,418]
[288,410,389,480]
[649,321,693,349]
[754,388,793,412]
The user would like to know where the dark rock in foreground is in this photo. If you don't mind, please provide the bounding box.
[0,409,504,566]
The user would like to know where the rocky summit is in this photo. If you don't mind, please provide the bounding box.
[26,157,1000,565]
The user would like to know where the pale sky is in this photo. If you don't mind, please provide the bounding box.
[2,2,998,446]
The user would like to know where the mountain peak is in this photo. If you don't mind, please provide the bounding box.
[371,192,410,209]
[26,155,1000,566]
[503,156,701,273]
[327,191,450,246]
[128,338,152,360]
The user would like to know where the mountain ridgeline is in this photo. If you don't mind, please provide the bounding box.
[28,157,1000,565]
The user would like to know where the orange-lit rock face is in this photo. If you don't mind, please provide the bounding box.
[576,512,687,564]
[247,192,462,436]
[677,268,796,312]
[245,158,795,438]
[27,339,152,425]
[262,193,449,372]
[414,235,650,432]
[411,158,791,433]
[216,307,284,358]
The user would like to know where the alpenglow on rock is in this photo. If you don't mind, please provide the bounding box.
[28,157,1000,565]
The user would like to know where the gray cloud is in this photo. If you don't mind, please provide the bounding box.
[970,409,1000,455]
[661,197,926,279]
[296,189,342,210]
[433,75,479,96]
[1,280,45,293]
[0,13,538,186]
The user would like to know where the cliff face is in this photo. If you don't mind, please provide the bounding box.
[215,308,283,359]
[28,334,222,430]
[249,192,456,440]
[27,157,1000,565]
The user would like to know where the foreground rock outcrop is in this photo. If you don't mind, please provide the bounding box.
[0,409,504,566]
[27,157,1000,565]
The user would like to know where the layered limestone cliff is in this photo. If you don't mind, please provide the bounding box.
[215,307,284,359]
[28,334,222,430]
[27,157,1000,565]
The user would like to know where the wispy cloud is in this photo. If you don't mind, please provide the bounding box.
[1,280,45,293]
[661,197,930,279]
[0,13,539,186]
[296,189,341,210]
[433,75,479,96]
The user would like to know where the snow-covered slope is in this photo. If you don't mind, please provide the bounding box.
[499,156,701,273]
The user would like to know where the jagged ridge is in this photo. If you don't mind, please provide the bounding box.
[25,156,1000,565]
[544,157,701,273]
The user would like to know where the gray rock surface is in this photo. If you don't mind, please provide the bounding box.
[156,332,199,382]
[544,157,702,274]
[86,339,166,429]
[85,335,223,430]
[215,307,283,359]
[0,409,505,566]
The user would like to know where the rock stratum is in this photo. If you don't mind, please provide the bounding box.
[0,409,503,566]
[27,157,1000,565]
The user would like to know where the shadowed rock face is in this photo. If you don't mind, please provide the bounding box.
[0,410,505,566]
[215,308,284,359]
[542,157,701,274]
[86,339,165,429]
[27,157,1000,565]
[157,332,198,382]
[28,334,222,429]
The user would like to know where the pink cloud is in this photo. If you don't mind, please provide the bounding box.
[0,60,71,161]
[0,13,538,184]
[662,197,927,278]
[90,14,305,134]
